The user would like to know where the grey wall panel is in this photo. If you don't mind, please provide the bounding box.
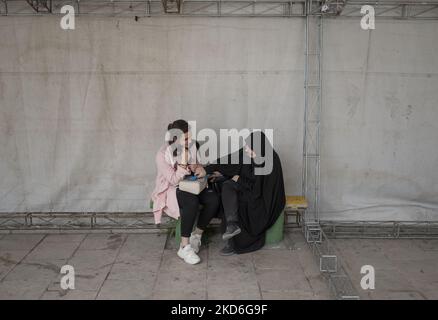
[321,19,438,221]
[1,16,437,221]
[0,17,304,212]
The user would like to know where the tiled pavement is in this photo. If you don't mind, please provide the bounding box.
[0,229,331,300]
[331,238,438,300]
[1,230,437,300]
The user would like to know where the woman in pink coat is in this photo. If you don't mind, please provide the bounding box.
[151,120,219,265]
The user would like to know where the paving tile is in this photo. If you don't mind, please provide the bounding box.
[43,234,87,243]
[207,266,261,300]
[423,290,438,300]
[261,239,291,250]
[207,257,257,282]
[373,268,417,292]
[252,249,301,271]
[0,234,45,252]
[96,279,154,300]
[409,278,438,293]
[334,239,438,300]
[306,275,332,296]
[284,229,308,249]
[0,250,29,280]
[78,234,126,251]
[154,269,207,297]
[0,279,51,300]
[332,241,397,273]
[255,269,312,292]
[343,254,397,276]
[68,249,119,270]
[3,260,62,282]
[24,241,81,262]
[152,290,205,300]
[208,267,257,286]
[205,232,225,250]
[376,240,437,261]
[395,260,438,293]
[207,283,261,300]
[345,266,417,296]
[207,254,254,275]
[368,290,426,300]
[396,259,438,279]
[116,233,165,261]
[40,289,98,300]
[261,290,329,300]
[414,239,438,251]
[107,260,158,281]
[294,247,321,277]
[123,233,167,251]
[48,265,112,292]
[116,248,162,262]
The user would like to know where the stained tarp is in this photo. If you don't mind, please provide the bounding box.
[0,17,437,221]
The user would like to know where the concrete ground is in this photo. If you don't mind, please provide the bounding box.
[332,238,438,300]
[0,229,331,300]
[2,230,437,300]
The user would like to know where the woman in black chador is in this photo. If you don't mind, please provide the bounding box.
[205,131,286,255]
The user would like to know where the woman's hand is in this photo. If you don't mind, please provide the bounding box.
[194,166,206,178]
[208,171,222,182]
[232,175,239,182]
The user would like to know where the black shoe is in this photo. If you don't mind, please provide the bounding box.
[220,241,235,256]
[222,223,241,241]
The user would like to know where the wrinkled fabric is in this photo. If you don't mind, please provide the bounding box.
[206,131,286,253]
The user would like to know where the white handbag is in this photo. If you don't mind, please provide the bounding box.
[179,176,208,195]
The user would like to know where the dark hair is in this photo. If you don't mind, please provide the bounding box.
[167,119,189,158]
[167,119,189,145]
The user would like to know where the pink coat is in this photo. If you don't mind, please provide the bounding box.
[151,144,202,224]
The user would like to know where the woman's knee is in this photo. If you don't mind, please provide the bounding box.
[176,189,199,210]
[222,180,236,187]
[221,180,238,196]
[206,191,220,208]
[202,190,220,209]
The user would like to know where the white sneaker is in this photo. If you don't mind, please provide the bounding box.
[189,233,202,254]
[177,244,201,265]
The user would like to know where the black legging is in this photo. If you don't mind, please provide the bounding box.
[176,188,220,238]
[220,180,240,225]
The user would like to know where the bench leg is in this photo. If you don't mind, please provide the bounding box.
[175,218,181,247]
[265,211,285,245]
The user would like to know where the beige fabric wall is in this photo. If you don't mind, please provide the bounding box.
[1,16,437,221]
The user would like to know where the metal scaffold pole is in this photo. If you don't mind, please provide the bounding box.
[301,1,359,300]
[302,0,322,226]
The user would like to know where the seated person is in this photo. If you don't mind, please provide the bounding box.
[151,119,219,265]
[205,131,286,255]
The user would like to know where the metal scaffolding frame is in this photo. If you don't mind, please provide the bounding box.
[1,0,438,19]
[322,220,438,239]
[0,0,307,16]
[0,209,304,232]
[302,0,322,226]
[338,1,438,20]
[302,224,360,299]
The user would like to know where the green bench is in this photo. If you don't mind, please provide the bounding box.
[265,196,308,245]
[151,195,308,246]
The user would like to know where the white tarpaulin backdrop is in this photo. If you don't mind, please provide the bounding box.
[0,17,437,221]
